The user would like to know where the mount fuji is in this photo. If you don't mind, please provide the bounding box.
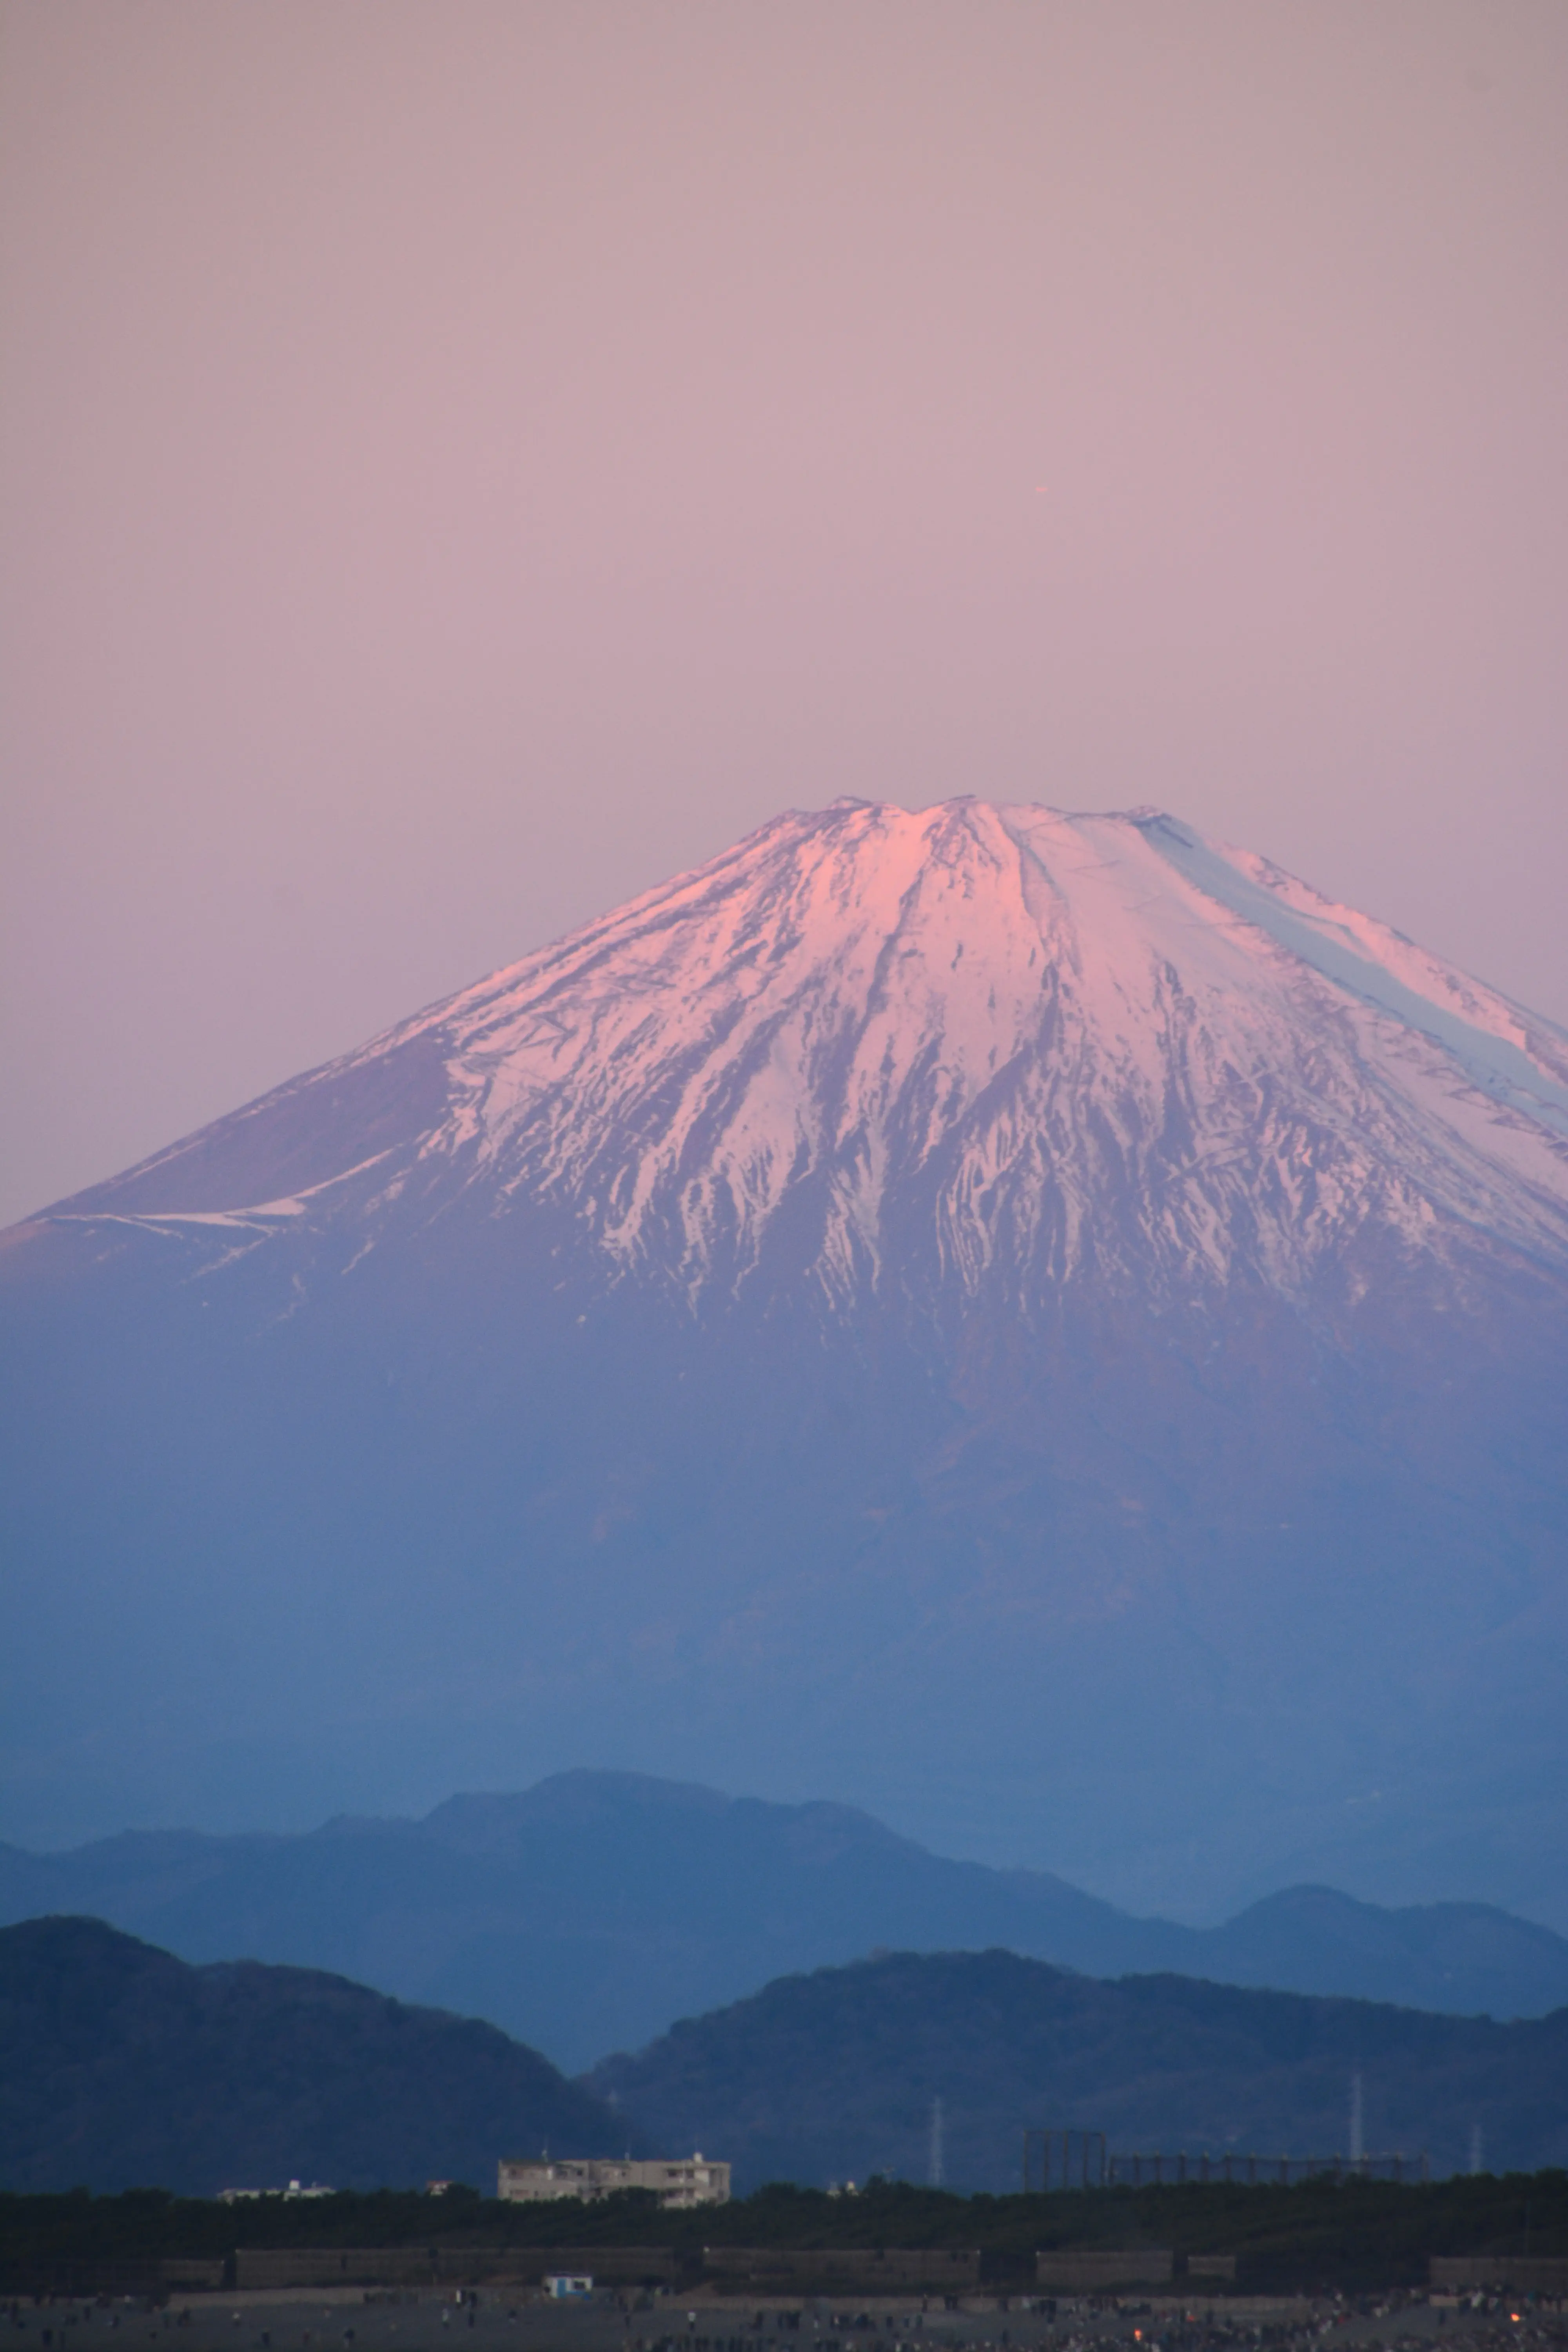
[4,798,1566,1917]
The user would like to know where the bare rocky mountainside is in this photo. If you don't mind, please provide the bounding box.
[2,800,1566,1915]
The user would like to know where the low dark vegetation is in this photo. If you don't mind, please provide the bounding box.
[4,2172,1566,2298]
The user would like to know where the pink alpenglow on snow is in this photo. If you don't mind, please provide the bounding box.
[49,799,1568,1310]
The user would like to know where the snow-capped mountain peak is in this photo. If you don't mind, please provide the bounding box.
[9,797,1568,1911]
[43,798,1568,1310]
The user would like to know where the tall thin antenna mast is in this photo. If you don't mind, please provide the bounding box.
[927,2096,945,2189]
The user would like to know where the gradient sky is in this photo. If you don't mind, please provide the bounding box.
[3,0,1566,1228]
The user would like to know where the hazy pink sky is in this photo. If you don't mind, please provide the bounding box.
[3,1,1566,1226]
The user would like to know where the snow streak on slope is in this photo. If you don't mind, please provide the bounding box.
[45,800,1568,1310]
[1141,816,1568,1134]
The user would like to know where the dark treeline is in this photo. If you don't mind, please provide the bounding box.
[5,2174,1568,2297]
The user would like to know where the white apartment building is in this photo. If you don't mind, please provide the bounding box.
[496,2155,730,2208]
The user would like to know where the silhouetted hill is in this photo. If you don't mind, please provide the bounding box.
[4,1774,1566,2072]
[585,1948,1568,2193]
[0,1916,635,2196]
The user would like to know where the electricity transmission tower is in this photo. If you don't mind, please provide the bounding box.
[927,2096,945,2188]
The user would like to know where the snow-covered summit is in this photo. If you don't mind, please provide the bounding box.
[47,798,1568,1308]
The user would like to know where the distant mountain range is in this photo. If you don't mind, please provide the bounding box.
[0,1915,628,2197]
[4,1773,1566,2073]
[588,1947,1568,2194]
[9,1915,1564,2201]
[4,799,1567,1915]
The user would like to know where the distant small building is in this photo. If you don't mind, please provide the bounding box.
[543,2276,595,2299]
[218,2179,333,2204]
[497,2155,730,2208]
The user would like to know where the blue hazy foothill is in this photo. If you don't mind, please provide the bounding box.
[3,1773,1566,2076]
[587,1945,1568,2192]
[0,1915,628,2198]
[4,1911,1568,2198]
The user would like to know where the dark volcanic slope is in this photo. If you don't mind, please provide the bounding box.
[2,1774,1566,2074]
[4,799,1567,1916]
[0,1916,632,2196]
[586,1949,1568,2195]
